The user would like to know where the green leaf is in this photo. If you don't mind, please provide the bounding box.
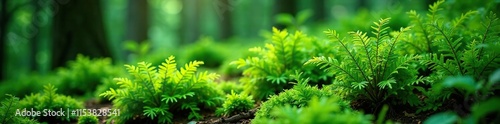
[424,112,459,124]
[471,97,500,120]
[276,14,294,26]
[296,9,312,25]
[352,81,368,89]
[378,79,396,89]
[488,69,500,86]
[442,76,479,93]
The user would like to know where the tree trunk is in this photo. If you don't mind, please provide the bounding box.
[28,0,42,72]
[51,0,111,69]
[312,0,326,21]
[0,0,9,80]
[217,0,232,40]
[125,0,149,42]
[274,0,297,30]
[357,0,368,10]
[180,0,201,44]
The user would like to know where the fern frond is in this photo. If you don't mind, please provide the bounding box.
[159,56,176,82]
[330,29,370,82]
[451,11,478,34]
[308,18,421,107]
[175,61,203,83]
[352,81,368,89]
[378,78,396,89]
[427,0,444,20]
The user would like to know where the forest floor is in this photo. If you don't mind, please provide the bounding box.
[83,96,443,124]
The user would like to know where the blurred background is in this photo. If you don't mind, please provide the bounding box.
[0,0,497,81]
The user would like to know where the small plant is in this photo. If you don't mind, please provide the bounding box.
[100,56,224,123]
[0,94,39,124]
[19,84,84,123]
[217,81,244,95]
[216,91,254,116]
[306,18,424,110]
[232,27,334,100]
[77,115,99,124]
[56,54,122,96]
[253,97,372,124]
[254,76,347,120]
[422,5,499,81]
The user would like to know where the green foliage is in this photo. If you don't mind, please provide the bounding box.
[19,84,84,122]
[403,0,446,54]
[424,97,500,124]
[407,0,500,113]
[124,40,151,61]
[254,79,347,120]
[275,9,313,31]
[217,81,244,95]
[232,27,334,100]
[0,95,39,124]
[0,74,54,100]
[406,0,500,79]
[253,97,372,124]
[56,54,123,96]
[421,69,500,113]
[424,111,459,124]
[216,91,254,116]
[77,115,99,124]
[423,10,499,80]
[424,69,500,123]
[124,40,180,66]
[306,18,424,108]
[94,77,119,103]
[181,37,226,68]
[100,56,224,123]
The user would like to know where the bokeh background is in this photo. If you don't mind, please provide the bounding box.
[0,0,498,97]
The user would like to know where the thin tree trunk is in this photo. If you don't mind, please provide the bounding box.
[51,0,111,69]
[180,0,201,44]
[125,0,149,42]
[125,0,149,61]
[0,0,9,80]
[218,0,232,40]
[312,0,326,21]
[274,0,297,30]
[28,0,41,71]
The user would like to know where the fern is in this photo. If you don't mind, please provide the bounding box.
[254,82,342,120]
[100,55,223,123]
[306,18,423,109]
[406,0,500,113]
[409,0,499,80]
[18,84,84,123]
[215,91,254,116]
[56,54,122,96]
[0,94,39,124]
[231,27,334,100]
